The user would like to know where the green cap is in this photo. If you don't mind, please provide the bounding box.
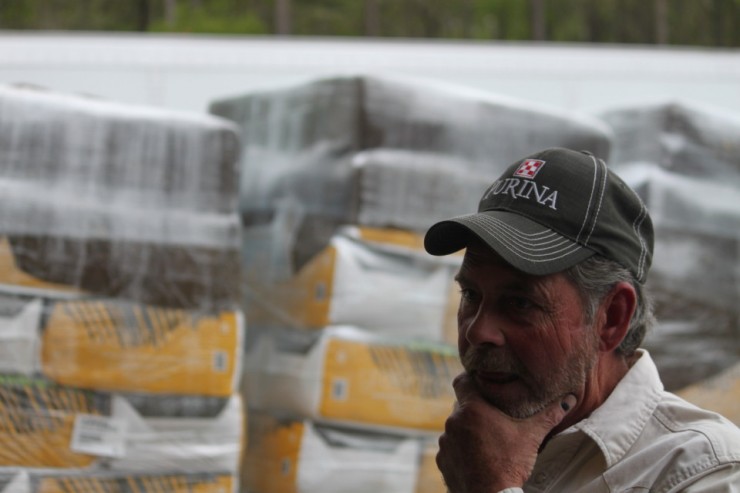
[424,148,654,283]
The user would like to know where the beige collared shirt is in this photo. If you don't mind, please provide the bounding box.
[500,350,740,493]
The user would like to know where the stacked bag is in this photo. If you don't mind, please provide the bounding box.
[596,101,740,392]
[0,86,245,492]
[210,75,613,493]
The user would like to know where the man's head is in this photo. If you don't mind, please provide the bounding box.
[424,148,655,419]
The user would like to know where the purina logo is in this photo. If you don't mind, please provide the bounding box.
[482,157,558,210]
[514,159,546,179]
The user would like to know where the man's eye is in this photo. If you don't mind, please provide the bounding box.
[503,296,535,312]
[459,288,478,303]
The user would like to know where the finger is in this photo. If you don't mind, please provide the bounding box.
[535,393,577,432]
[451,372,479,403]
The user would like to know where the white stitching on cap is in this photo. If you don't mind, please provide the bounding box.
[632,200,648,280]
[467,216,565,248]
[576,154,600,243]
[466,215,567,251]
[467,215,584,262]
[584,157,608,246]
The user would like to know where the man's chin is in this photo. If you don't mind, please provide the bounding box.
[487,398,547,419]
[474,385,546,419]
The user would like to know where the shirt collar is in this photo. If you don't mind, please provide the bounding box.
[570,349,664,468]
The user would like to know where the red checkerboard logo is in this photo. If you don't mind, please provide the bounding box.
[514,159,546,179]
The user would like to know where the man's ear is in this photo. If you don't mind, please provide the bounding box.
[597,281,637,352]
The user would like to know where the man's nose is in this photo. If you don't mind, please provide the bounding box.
[462,307,506,347]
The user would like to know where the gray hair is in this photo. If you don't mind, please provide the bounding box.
[565,255,655,356]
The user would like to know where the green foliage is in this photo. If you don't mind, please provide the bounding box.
[0,0,737,47]
[291,0,364,36]
[669,0,739,46]
[149,0,268,34]
[0,0,147,31]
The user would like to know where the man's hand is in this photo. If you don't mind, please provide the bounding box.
[436,373,577,493]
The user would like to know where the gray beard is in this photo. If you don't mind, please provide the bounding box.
[461,341,598,419]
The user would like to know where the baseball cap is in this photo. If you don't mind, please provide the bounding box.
[424,148,654,283]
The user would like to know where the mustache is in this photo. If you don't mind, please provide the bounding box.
[461,346,524,375]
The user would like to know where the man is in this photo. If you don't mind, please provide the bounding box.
[424,148,740,492]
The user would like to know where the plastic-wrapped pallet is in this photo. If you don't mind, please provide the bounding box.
[0,85,247,491]
[246,226,459,342]
[596,101,740,390]
[243,325,462,435]
[0,375,243,473]
[0,85,242,311]
[242,413,420,493]
[0,291,244,396]
[597,101,740,175]
[210,75,612,280]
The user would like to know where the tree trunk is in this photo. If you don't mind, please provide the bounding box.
[276,0,292,35]
[164,0,178,28]
[655,0,669,44]
[136,0,149,31]
[364,0,380,36]
[530,0,546,41]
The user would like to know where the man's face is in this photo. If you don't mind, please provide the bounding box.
[456,240,599,419]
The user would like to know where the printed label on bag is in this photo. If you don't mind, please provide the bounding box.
[70,414,127,458]
[320,338,461,430]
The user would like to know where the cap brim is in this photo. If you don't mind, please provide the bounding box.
[424,210,596,276]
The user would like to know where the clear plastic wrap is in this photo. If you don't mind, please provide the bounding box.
[597,101,740,390]
[0,85,242,311]
[211,75,612,278]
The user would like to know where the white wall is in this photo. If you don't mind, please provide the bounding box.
[1,32,739,116]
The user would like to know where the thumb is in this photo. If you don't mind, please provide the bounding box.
[534,393,578,433]
[559,393,578,414]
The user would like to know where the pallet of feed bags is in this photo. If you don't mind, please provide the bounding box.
[0,85,242,311]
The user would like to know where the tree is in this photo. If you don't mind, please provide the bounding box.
[275,0,291,34]
[531,0,545,40]
[655,0,668,44]
[137,0,150,31]
[364,0,380,36]
[164,0,178,27]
